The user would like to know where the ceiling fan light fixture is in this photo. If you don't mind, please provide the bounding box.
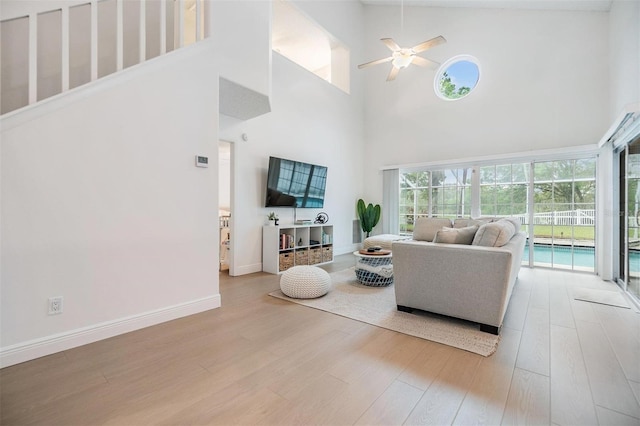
[391,51,414,69]
[358,36,446,81]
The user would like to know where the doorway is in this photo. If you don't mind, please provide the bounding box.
[219,141,232,273]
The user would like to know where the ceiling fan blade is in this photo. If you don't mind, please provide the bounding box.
[358,56,393,69]
[412,55,440,70]
[412,36,446,53]
[381,38,401,52]
[386,66,400,82]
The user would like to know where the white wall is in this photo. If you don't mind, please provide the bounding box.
[211,0,272,97]
[0,42,220,366]
[220,0,366,275]
[362,5,610,202]
[609,0,640,119]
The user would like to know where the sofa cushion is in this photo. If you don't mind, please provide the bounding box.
[453,218,491,228]
[472,220,516,247]
[413,217,452,242]
[433,225,479,245]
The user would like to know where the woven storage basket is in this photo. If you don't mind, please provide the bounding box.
[355,255,393,286]
[309,248,322,265]
[279,252,294,271]
[295,249,309,266]
[280,265,331,298]
[322,246,333,262]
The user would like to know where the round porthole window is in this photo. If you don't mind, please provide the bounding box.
[434,55,480,101]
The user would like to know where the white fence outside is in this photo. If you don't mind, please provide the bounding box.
[512,209,595,226]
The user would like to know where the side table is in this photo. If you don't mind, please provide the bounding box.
[353,250,393,286]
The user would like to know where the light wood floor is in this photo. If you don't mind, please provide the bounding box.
[2,254,640,425]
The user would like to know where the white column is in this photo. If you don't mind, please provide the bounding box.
[160,0,166,54]
[90,0,98,80]
[28,14,37,103]
[61,6,70,92]
[139,0,145,62]
[382,169,400,235]
[116,0,123,71]
[177,0,184,48]
[471,166,481,218]
[195,0,201,41]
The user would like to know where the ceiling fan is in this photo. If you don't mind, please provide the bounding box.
[358,36,446,81]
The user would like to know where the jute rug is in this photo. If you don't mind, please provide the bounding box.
[269,268,500,356]
[573,287,631,309]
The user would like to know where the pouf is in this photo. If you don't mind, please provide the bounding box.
[280,265,331,299]
[363,234,410,250]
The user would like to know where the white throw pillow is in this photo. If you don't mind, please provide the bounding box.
[472,220,516,247]
[433,225,479,245]
[499,217,522,233]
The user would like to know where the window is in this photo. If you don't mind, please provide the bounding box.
[399,168,471,234]
[431,168,472,218]
[398,156,596,271]
[400,172,430,234]
[434,55,480,101]
[479,163,529,221]
[531,159,596,271]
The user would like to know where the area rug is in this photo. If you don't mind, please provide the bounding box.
[269,268,500,356]
[573,287,631,309]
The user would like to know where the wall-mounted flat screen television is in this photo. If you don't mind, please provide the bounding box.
[265,156,327,208]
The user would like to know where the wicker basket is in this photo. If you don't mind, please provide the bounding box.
[322,246,333,262]
[355,255,393,286]
[295,249,309,266]
[309,248,322,265]
[279,252,294,271]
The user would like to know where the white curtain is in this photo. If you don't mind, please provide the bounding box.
[382,168,399,234]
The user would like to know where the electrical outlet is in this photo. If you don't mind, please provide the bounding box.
[48,296,63,315]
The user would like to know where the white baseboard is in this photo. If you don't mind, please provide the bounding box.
[0,294,221,368]
[335,244,361,255]
[231,263,263,276]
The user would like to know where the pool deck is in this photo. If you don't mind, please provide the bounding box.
[533,238,594,247]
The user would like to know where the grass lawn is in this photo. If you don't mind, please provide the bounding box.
[525,225,594,240]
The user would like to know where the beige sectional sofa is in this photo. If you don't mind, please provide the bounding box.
[392,217,526,335]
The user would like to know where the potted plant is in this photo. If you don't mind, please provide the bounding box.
[357,199,381,238]
[268,212,279,226]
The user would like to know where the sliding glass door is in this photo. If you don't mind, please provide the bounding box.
[621,138,640,301]
[398,157,596,272]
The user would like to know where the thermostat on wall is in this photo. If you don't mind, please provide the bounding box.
[195,155,209,168]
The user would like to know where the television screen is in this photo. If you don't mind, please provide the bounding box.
[265,156,327,208]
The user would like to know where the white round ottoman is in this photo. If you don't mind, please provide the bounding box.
[280,266,331,299]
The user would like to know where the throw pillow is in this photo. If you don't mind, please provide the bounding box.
[500,217,522,233]
[472,220,516,247]
[413,217,453,242]
[433,225,479,245]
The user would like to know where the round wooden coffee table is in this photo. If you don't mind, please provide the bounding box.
[353,250,393,286]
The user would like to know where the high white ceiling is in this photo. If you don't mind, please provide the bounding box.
[360,0,613,12]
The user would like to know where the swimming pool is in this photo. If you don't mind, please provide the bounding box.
[524,244,640,273]
[523,244,595,269]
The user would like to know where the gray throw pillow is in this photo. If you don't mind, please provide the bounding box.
[413,217,453,242]
[433,225,479,245]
